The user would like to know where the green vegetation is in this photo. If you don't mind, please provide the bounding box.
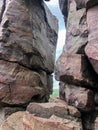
[51,89,59,97]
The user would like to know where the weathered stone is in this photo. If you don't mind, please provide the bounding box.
[49,98,81,118]
[59,83,95,111]
[27,98,81,119]
[0,107,24,126]
[0,0,58,74]
[0,60,50,105]
[63,0,88,54]
[75,0,98,10]
[55,53,97,88]
[0,111,24,130]
[23,112,82,130]
[85,6,98,75]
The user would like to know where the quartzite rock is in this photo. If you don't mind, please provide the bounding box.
[0,111,25,130]
[23,112,82,130]
[0,60,50,105]
[59,82,95,111]
[55,53,97,88]
[85,5,98,75]
[0,107,24,126]
[0,0,58,105]
[0,0,58,73]
[27,98,81,119]
[62,0,88,54]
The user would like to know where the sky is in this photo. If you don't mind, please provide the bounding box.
[45,0,66,89]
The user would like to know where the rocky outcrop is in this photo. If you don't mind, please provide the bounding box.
[0,98,82,130]
[0,0,58,106]
[85,5,98,74]
[57,0,98,129]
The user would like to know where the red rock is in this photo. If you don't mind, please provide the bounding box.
[23,112,82,130]
[62,0,88,53]
[27,98,81,119]
[59,83,95,111]
[55,53,97,88]
[0,0,58,74]
[0,60,50,105]
[85,6,98,75]
[0,111,25,130]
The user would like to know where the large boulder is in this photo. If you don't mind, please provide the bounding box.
[85,5,98,75]
[60,0,88,54]
[23,112,82,130]
[0,99,82,130]
[55,53,98,88]
[59,82,95,112]
[25,98,82,130]
[0,0,58,74]
[27,98,81,119]
[0,60,51,105]
[0,0,58,105]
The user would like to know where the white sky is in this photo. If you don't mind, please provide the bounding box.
[45,0,66,89]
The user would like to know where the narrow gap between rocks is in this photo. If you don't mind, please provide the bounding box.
[45,0,66,97]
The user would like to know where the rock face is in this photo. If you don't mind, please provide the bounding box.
[59,82,94,112]
[23,112,82,130]
[0,0,58,105]
[57,0,98,129]
[85,5,98,74]
[0,111,25,130]
[0,98,82,130]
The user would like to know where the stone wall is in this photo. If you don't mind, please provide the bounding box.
[56,0,98,129]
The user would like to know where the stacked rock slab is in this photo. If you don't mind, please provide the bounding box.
[0,98,83,130]
[56,0,98,129]
[0,0,58,106]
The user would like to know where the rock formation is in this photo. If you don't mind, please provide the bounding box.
[1,98,83,130]
[0,0,58,106]
[55,0,98,129]
[0,0,98,130]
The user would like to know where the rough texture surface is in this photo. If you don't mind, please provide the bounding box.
[85,5,98,74]
[0,111,25,130]
[0,99,82,130]
[57,0,98,130]
[23,112,82,130]
[0,0,58,105]
[55,53,97,88]
[0,0,58,73]
[59,83,95,112]
[27,98,81,119]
